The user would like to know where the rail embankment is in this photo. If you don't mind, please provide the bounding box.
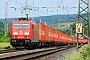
[65,44,90,60]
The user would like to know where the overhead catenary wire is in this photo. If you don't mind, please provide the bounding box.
[54,0,61,7]
[5,0,78,18]
[50,0,59,7]
[9,0,24,6]
[10,0,77,13]
[9,0,77,14]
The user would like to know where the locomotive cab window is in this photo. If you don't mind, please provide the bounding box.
[14,23,21,29]
[22,23,29,29]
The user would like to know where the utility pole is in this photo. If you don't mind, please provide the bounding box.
[45,22,47,25]
[21,10,23,17]
[32,16,35,24]
[71,27,72,37]
[76,0,81,51]
[87,0,90,44]
[83,28,84,35]
[40,19,42,23]
[4,2,8,37]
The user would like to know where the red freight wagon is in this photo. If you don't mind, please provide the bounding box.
[53,29,58,42]
[73,38,75,43]
[45,25,54,42]
[56,30,59,42]
[69,36,73,43]
[41,24,46,41]
[79,38,82,43]
[60,32,63,43]
[80,38,88,44]
[48,27,50,41]
[61,33,67,44]
[46,27,52,42]
[45,26,49,41]
[57,31,61,42]
[79,38,83,44]
[65,34,69,44]
[53,29,55,41]
[48,27,54,41]
[64,34,67,44]
[67,36,71,43]
[70,37,73,43]
[51,28,54,41]
[85,38,88,44]
[82,38,86,43]
[37,22,42,41]
[82,38,85,44]
[74,38,77,43]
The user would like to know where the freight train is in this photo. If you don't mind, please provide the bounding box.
[10,18,88,49]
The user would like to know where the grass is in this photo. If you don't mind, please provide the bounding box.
[0,42,12,49]
[65,50,84,60]
[65,44,90,60]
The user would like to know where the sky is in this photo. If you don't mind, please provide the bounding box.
[0,0,79,18]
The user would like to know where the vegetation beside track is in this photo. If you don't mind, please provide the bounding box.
[0,36,10,42]
[65,44,90,60]
[0,43,11,49]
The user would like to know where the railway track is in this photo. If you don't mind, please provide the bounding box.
[0,49,26,54]
[0,45,78,60]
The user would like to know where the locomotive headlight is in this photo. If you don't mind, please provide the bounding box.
[13,32,18,35]
[24,32,29,35]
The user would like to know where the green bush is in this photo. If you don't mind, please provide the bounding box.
[0,36,10,42]
[80,45,90,60]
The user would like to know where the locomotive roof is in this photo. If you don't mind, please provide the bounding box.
[18,18,27,20]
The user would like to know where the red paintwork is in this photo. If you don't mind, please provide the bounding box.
[37,22,42,40]
[67,36,72,43]
[79,38,88,44]
[53,29,57,42]
[41,24,46,41]
[57,31,61,42]
[60,32,66,43]
[10,19,88,47]
[62,33,68,43]
[10,20,33,40]
[48,27,54,41]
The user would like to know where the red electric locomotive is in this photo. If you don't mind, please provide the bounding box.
[10,18,33,48]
